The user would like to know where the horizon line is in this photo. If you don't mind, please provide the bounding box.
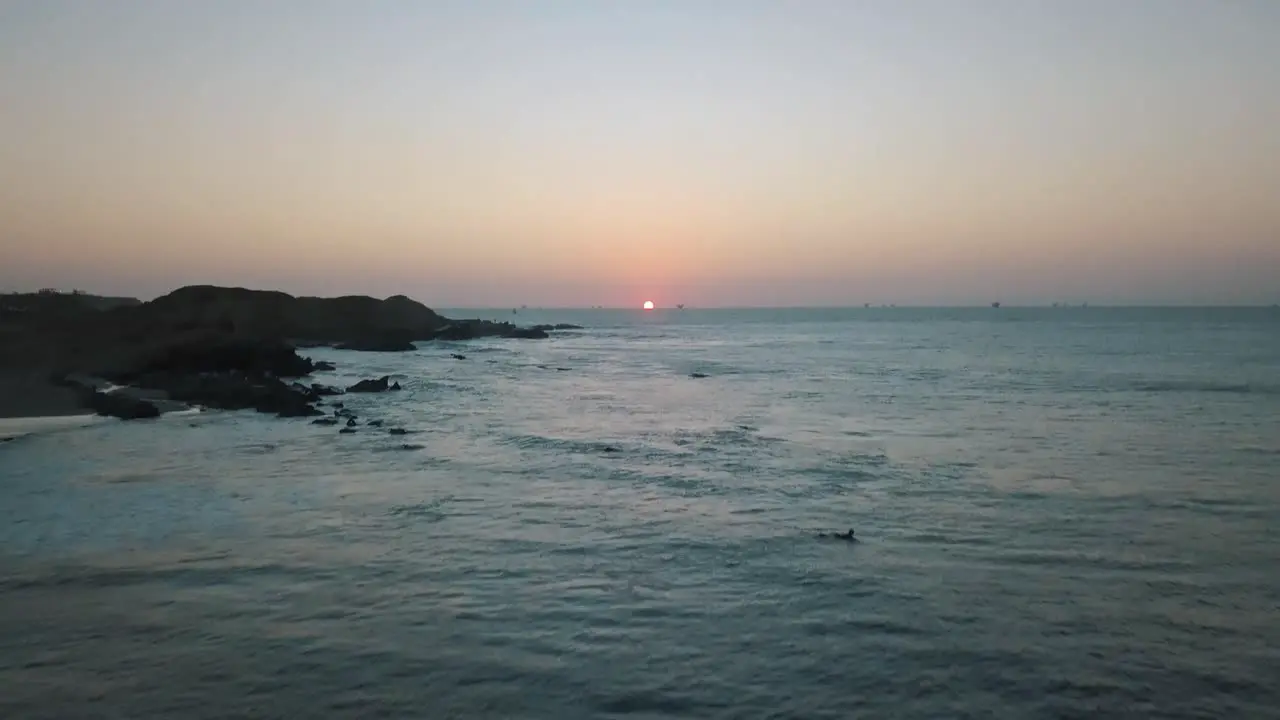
[446,303,1280,310]
[3,288,1276,310]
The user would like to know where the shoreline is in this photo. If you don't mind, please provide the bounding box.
[0,413,104,442]
[1,285,570,424]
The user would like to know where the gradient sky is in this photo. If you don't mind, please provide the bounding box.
[2,0,1277,307]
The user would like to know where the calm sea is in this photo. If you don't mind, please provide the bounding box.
[2,307,1278,719]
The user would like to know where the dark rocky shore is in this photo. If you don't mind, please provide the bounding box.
[0,285,575,421]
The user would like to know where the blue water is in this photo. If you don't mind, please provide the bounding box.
[2,307,1279,719]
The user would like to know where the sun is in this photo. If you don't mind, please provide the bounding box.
[642,300,655,310]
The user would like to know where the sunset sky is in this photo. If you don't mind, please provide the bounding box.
[1,1,1277,307]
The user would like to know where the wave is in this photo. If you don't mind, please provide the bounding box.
[1127,380,1274,395]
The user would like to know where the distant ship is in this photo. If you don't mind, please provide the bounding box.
[991,301,1001,308]
[676,304,684,310]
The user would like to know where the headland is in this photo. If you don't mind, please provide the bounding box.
[0,285,578,422]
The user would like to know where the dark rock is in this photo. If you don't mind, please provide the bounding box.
[143,286,445,348]
[504,326,549,339]
[332,401,345,409]
[135,372,322,418]
[346,375,391,393]
[311,383,343,396]
[390,381,401,390]
[269,395,325,418]
[529,323,584,332]
[335,331,417,352]
[345,417,357,427]
[451,353,467,360]
[313,361,337,372]
[5,285,582,423]
[427,319,554,342]
[132,339,315,380]
[388,428,410,435]
[367,419,384,427]
[690,372,709,379]
[312,417,338,426]
[339,427,357,434]
[85,390,160,420]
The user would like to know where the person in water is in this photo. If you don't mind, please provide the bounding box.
[818,529,858,542]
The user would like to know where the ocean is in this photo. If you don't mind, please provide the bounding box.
[2,307,1278,719]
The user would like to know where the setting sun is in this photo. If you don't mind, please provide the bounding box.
[643,300,655,310]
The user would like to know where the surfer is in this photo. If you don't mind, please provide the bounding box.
[817,528,859,542]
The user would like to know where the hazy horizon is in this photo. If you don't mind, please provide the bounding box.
[2,1,1278,307]
[4,283,1278,310]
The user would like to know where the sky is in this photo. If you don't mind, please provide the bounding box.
[1,0,1277,307]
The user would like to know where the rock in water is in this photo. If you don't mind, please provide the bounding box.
[311,417,338,426]
[85,390,160,420]
[335,332,417,352]
[339,427,357,434]
[346,375,392,393]
[367,419,384,427]
[504,327,549,339]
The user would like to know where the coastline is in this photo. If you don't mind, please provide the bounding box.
[0,285,571,426]
[0,413,104,442]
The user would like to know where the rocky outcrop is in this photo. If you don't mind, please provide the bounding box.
[335,331,417,352]
[428,319,550,341]
[346,375,398,393]
[128,372,324,417]
[504,326,550,339]
[126,339,316,380]
[3,284,581,422]
[84,389,160,420]
[139,286,445,347]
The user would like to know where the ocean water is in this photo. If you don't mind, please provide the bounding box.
[2,307,1278,719]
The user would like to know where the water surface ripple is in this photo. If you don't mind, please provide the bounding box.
[2,308,1278,718]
